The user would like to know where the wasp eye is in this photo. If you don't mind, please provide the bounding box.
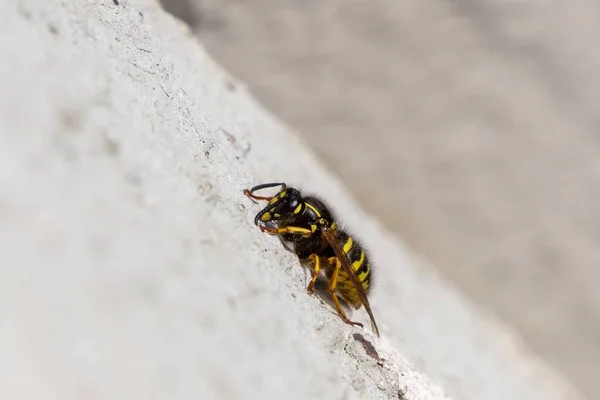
[289,199,298,208]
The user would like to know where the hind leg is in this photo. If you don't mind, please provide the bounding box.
[327,258,364,328]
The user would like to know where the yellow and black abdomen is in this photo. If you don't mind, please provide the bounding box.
[323,229,372,309]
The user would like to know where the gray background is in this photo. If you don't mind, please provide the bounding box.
[159,1,600,398]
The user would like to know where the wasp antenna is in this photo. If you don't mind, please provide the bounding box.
[249,182,286,194]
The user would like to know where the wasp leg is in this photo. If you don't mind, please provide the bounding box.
[306,254,321,294]
[243,189,273,202]
[260,225,312,236]
[327,258,364,329]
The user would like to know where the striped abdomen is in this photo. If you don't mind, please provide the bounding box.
[327,229,372,309]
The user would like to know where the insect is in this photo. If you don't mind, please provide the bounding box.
[244,182,380,337]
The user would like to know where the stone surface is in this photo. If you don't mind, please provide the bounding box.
[160,1,600,398]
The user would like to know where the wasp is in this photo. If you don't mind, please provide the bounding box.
[244,182,380,337]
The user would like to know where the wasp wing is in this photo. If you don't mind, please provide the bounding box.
[320,226,380,337]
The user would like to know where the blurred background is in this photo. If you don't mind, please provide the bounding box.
[159,1,599,398]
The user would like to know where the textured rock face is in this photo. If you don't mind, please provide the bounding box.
[0,1,582,400]
[159,1,600,399]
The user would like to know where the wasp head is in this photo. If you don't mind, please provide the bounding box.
[245,182,305,226]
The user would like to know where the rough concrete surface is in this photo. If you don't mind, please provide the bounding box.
[0,1,584,400]
[158,1,600,399]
